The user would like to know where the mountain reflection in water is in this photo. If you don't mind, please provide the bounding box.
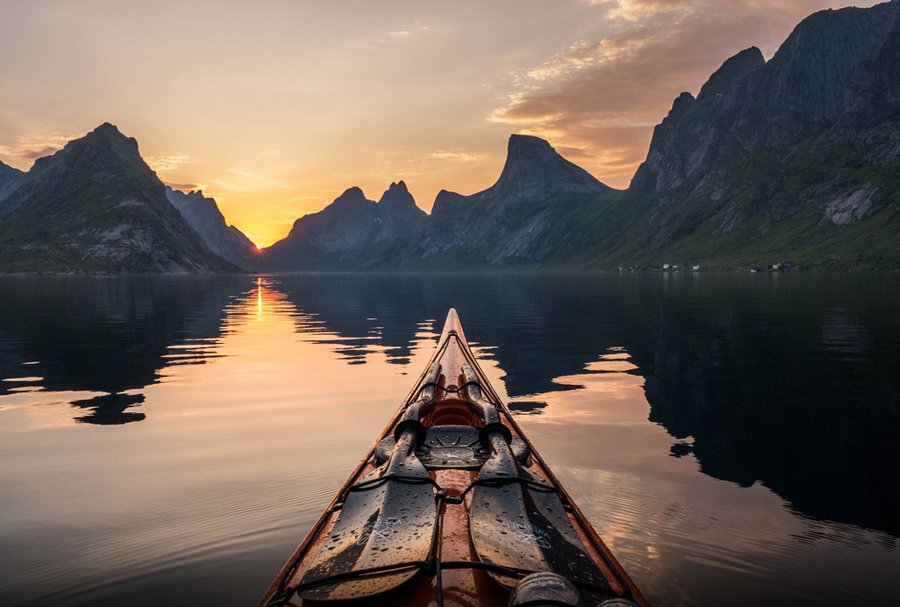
[0,273,897,607]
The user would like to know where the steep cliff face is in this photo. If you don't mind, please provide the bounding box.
[621,1,900,266]
[265,2,898,271]
[165,187,260,270]
[483,134,610,202]
[634,1,900,200]
[0,161,26,213]
[264,181,427,269]
[409,135,615,267]
[0,124,236,273]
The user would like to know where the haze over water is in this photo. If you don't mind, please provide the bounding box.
[0,273,898,607]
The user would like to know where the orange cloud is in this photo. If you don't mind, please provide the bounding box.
[493,0,882,188]
[145,154,194,173]
[0,132,79,167]
[425,149,489,163]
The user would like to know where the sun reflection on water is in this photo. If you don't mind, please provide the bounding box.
[257,277,263,319]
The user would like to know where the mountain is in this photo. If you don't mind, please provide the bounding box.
[0,123,237,274]
[265,181,426,269]
[486,134,611,200]
[165,186,260,270]
[0,161,25,212]
[618,1,900,268]
[264,2,898,271]
[263,135,613,270]
[3,3,898,273]
[407,134,613,267]
[377,180,429,237]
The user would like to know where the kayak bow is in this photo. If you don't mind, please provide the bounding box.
[261,309,650,607]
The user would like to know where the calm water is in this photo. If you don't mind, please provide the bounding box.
[0,273,898,607]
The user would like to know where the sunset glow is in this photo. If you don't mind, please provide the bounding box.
[0,0,882,246]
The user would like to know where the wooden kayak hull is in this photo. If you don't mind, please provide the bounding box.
[259,309,651,607]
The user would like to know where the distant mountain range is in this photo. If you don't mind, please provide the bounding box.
[264,181,427,270]
[0,0,897,273]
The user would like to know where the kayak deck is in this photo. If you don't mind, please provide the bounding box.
[260,309,650,607]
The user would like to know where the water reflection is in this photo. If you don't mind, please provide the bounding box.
[0,276,252,423]
[1,273,898,534]
[71,392,146,424]
[0,273,898,607]
[264,273,900,537]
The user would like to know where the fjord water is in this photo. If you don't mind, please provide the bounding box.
[0,274,897,607]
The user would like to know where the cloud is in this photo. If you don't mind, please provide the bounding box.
[165,181,205,192]
[491,0,880,188]
[0,132,78,167]
[426,149,489,163]
[206,168,288,193]
[375,24,431,44]
[600,0,696,21]
[145,154,193,173]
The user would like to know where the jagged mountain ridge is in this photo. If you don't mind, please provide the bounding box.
[399,135,616,269]
[618,1,900,266]
[265,181,427,269]
[410,134,612,267]
[0,123,236,274]
[262,2,899,271]
[165,186,260,270]
[1,2,898,273]
[263,135,616,270]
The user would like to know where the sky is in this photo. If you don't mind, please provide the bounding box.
[0,0,881,247]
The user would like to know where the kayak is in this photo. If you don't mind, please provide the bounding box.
[260,309,650,607]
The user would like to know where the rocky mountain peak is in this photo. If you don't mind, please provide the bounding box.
[669,92,696,120]
[332,186,372,208]
[697,47,765,101]
[90,121,127,137]
[0,125,236,273]
[429,189,468,218]
[377,180,425,217]
[379,180,410,202]
[78,122,140,154]
[489,134,610,201]
[166,186,215,211]
[507,133,553,156]
[28,121,148,183]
